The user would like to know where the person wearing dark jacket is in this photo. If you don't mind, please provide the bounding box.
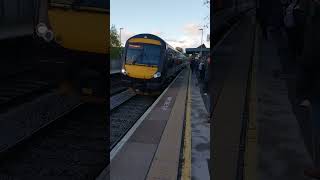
[190,59,196,74]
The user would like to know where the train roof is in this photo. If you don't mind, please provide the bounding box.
[50,0,109,11]
[127,33,184,55]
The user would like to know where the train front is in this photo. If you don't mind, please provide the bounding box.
[121,34,164,91]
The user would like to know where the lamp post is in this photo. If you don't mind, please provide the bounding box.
[199,28,203,58]
[119,27,124,47]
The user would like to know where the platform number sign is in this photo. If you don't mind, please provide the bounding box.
[161,97,173,111]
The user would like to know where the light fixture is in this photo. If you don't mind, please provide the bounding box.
[153,72,161,78]
[121,68,127,75]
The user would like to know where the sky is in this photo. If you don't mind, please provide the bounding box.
[111,0,210,50]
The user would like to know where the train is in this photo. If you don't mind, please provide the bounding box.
[0,0,109,102]
[121,34,188,91]
[35,0,109,102]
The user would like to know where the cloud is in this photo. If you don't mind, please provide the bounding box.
[183,23,201,35]
[164,23,210,50]
[150,31,164,36]
[120,30,135,45]
[120,23,210,50]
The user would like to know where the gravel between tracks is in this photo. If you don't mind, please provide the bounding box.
[110,95,157,149]
[0,104,107,180]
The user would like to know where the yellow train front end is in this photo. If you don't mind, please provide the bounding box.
[37,0,109,103]
[121,34,165,92]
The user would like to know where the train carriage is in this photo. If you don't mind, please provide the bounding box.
[121,34,187,91]
[36,0,109,101]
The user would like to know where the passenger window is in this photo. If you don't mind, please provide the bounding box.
[168,52,174,67]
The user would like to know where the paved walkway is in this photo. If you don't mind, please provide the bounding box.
[191,73,210,180]
[256,25,314,180]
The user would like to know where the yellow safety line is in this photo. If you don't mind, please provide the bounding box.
[181,68,192,180]
[244,18,259,180]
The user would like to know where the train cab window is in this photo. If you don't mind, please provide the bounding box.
[167,50,174,67]
[126,43,160,66]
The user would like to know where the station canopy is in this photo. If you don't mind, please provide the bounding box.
[185,44,210,55]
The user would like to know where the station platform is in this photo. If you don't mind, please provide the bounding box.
[254,21,314,180]
[211,9,314,179]
[98,68,210,179]
[190,73,210,179]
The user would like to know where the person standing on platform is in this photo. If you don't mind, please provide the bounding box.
[190,58,195,74]
[199,60,205,81]
[195,59,200,77]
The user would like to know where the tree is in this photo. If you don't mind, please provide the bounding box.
[110,24,122,59]
[202,0,210,43]
[110,24,121,48]
[204,0,210,7]
[203,0,210,28]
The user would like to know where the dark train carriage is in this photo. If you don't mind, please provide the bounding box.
[121,34,187,91]
[35,0,109,101]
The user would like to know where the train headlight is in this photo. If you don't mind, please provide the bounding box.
[36,23,48,36]
[121,68,127,75]
[153,72,161,78]
[43,30,54,42]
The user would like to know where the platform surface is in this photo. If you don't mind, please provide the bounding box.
[212,11,256,180]
[105,69,189,180]
[190,74,210,180]
[256,24,314,180]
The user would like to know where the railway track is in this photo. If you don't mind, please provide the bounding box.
[110,90,157,150]
[0,60,63,113]
[0,74,54,112]
[0,103,107,180]
[110,73,128,96]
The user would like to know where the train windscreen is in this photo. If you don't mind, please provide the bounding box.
[126,44,161,66]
